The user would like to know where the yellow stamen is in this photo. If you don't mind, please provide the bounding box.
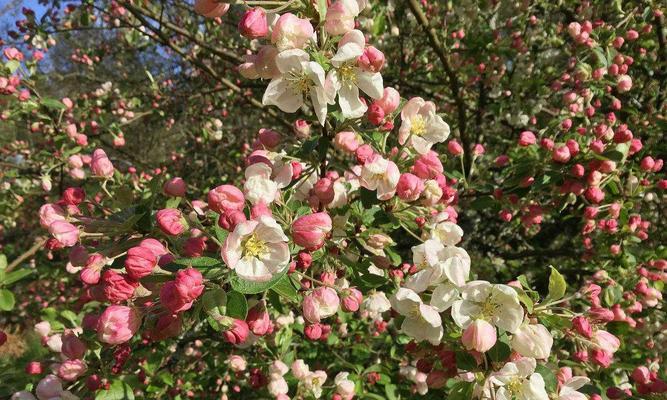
[410,115,427,136]
[242,233,268,259]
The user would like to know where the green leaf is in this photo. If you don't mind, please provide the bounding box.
[201,288,227,319]
[535,364,558,393]
[168,256,221,269]
[5,60,20,73]
[316,0,327,19]
[384,383,397,400]
[455,351,477,371]
[2,269,34,286]
[41,98,68,110]
[0,289,15,311]
[372,13,387,36]
[95,379,135,400]
[469,196,497,211]
[165,197,181,209]
[0,254,6,269]
[270,274,299,302]
[226,291,248,319]
[546,266,566,301]
[487,333,511,362]
[513,286,534,313]
[448,381,475,400]
[230,268,288,294]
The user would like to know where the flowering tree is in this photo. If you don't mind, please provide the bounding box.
[0,0,665,400]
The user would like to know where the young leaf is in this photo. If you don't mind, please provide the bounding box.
[0,289,16,311]
[546,266,567,301]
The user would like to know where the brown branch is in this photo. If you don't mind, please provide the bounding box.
[6,237,46,272]
[119,3,291,129]
[406,0,470,169]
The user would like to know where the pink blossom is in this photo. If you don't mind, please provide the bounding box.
[292,212,332,250]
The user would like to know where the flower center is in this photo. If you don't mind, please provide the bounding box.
[506,377,523,395]
[477,298,499,320]
[410,115,427,136]
[286,71,311,95]
[242,233,268,259]
[338,63,357,85]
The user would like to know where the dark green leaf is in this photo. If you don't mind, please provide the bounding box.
[230,268,288,294]
[226,291,248,319]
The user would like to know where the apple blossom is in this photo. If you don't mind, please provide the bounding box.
[222,215,290,282]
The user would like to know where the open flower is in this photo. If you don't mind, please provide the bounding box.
[390,288,443,345]
[327,30,384,119]
[511,323,553,359]
[405,239,470,292]
[262,49,328,125]
[360,154,400,200]
[557,369,590,400]
[489,358,549,400]
[451,281,524,335]
[222,215,290,282]
[399,97,450,154]
[244,163,279,205]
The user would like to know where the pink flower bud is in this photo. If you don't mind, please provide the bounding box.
[156,208,186,236]
[48,221,79,247]
[238,7,268,39]
[175,268,204,302]
[567,22,581,38]
[366,102,385,126]
[632,366,651,384]
[292,212,332,250]
[63,187,85,205]
[540,138,554,150]
[355,144,374,164]
[223,319,249,344]
[396,173,425,202]
[25,361,43,375]
[585,187,605,204]
[58,359,87,381]
[572,316,592,338]
[552,145,571,163]
[163,177,186,197]
[472,144,485,155]
[124,246,158,280]
[302,287,340,323]
[312,178,335,205]
[334,131,361,153]
[102,270,138,303]
[412,151,444,179]
[616,74,632,92]
[208,185,245,214]
[447,140,464,156]
[272,13,313,51]
[358,46,385,72]
[194,0,230,18]
[341,288,363,312]
[97,305,141,345]
[61,332,87,359]
[518,131,536,146]
[293,119,311,138]
[258,128,281,149]
[90,149,114,178]
[461,319,496,352]
[591,349,612,368]
[218,210,247,231]
[305,323,323,340]
[247,301,272,336]
[325,0,358,35]
[640,156,655,171]
[375,87,400,114]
